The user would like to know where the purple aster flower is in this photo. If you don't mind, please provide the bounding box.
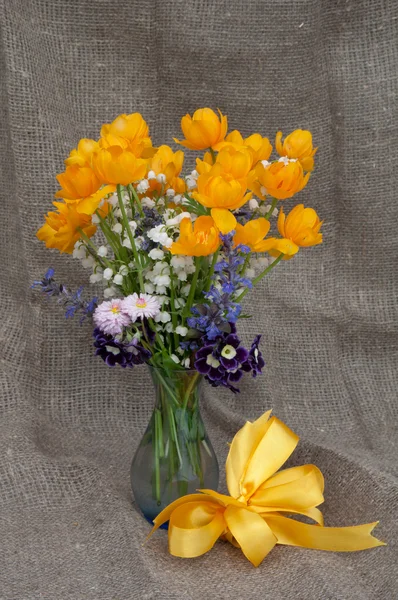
[93,299,131,336]
[246,334,265,377]
[93,328,151,368]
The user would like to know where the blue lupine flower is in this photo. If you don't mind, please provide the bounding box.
[31,269,97,324]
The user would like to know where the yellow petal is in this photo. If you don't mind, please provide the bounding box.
[210,208,236,233]
[168,501,226,558]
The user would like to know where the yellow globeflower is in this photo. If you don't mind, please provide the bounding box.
[233,218,271,252]
[196,146,253,180]
[101,112,149,143]
[263,204,323,259]
[36,202,96,254]
[175,108,228,150]
[275,129,317,172]
[251,159,310,200]
[216,130,272,168]
[149,145,185,193]
[55,165,101,200]
[64,139,99,167]
[192,172,251,233]
[91,145,147,185]
[169,216,220,257]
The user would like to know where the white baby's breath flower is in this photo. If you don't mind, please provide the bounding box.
[113,273,123,285]
[249,199,259,210]
[91,213,100,224]
[154,311,171,324]
[128,221,137,232]
[156,173,167,184]
[166,188,175,197]
[108,193,118,207]
[90,272,103,284]
[180,284,191,296]
[112,223,123,234]
[148,248,165,260]
[103,286,117,298]
[82,256,95,269]
[190,169,199,179]
[261,160,271,168]
[153,274,171,287]
[175,325,188,336]
[260,186,267,196]
[119,265,129,276]
[155,285,168,295]
[136,179,150,194]
[165,322,174,333]
[114,208,123,219]
[97,245,108,257]
[122,238,132,249]
[186,176,197,189]
[170,256,186,269]
[174,298,185,309]
[264,204,278,217]
[144,282,155,294]
[73,245,86,260]
[177,271,188,281]
[173,194,182,205]
[103,268,113,281]
[183,358,191,368]
[141,196,156,209]
[171,354,180,364]
[147,170,156,180]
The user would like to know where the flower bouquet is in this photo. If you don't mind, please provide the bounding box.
[33,108,322,522]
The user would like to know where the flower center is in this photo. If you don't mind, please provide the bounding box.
[221,345,237,359]
[135,298,147,308]
[110,307,120,314]
[206,354,220,368]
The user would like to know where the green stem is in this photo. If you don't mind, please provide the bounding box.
[94,209,122,259]
[129,184,145,218]
[182,371,200,411]
[239,253,251,276]
[155,409,164,458]
[209,147,216,164]
[77,228,113,269]
[235,254,284,302]
[183,258,201,321]
[264,198,278,220]
[169,274,179,350]
[117,184,144,292]
[205,250,219,292]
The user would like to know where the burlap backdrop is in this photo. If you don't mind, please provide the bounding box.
[0,0,397,598]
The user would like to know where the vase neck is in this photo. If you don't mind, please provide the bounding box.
[148,367,203,412]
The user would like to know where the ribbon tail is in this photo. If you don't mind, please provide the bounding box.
[224,505,277,567]
[265,515,386,552]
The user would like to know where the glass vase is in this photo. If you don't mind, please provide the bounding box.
[131,367,219,524]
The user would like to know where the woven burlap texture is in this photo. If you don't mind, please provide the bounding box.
[0,0,397,598]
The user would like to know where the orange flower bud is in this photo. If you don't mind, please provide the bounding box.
[175,108,228,150]
[275,130,317,172]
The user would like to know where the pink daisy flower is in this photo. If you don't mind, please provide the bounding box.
[122,293,161,322]
[93,299,131,336]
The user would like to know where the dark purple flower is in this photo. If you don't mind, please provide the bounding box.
[93,328,151,368]
[247,335,265,377]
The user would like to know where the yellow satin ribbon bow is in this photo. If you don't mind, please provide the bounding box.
[149,410,385,567]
